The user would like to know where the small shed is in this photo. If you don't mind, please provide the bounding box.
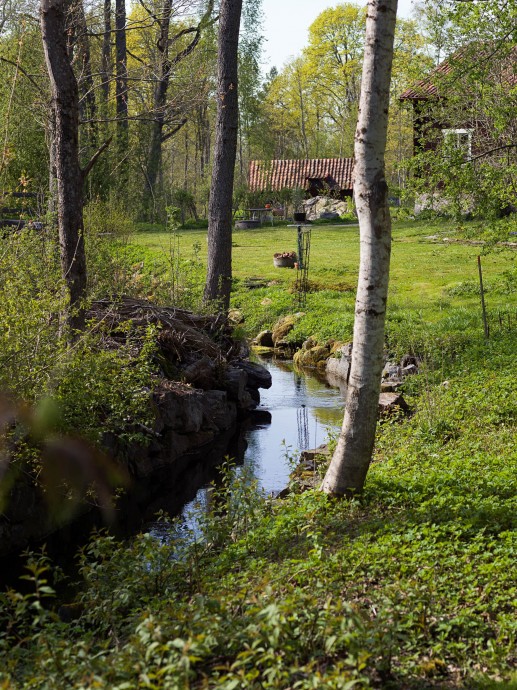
[248,158,354,200]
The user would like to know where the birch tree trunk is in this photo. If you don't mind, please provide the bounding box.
[321,0,398,496]
[203,0,242,311]
[41,0,87,333]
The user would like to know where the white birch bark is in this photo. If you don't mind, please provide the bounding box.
[321,0,398,495]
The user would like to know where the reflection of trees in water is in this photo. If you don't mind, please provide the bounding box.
[297,405,310,449]
[294,370,304,395]
[312,405,344,428]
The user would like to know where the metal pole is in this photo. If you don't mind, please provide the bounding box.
[477,255,489,339]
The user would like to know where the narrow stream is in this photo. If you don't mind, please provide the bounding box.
[150,357,346,540]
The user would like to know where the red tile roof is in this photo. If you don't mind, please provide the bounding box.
[400,44,517,101]
[248,158,354,192]
[399,59,452,100]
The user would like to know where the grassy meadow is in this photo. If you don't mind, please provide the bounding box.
[132,219,516,354]
[1,219,516,689]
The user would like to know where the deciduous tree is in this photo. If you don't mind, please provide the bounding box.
[203,0,242,310]
[322,0,398,496]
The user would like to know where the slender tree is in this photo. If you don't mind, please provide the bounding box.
[100,0,111,105]
[203,0,242,310]
[321,0,398,496]
[143,0,214,216]
[41,0,110,333]
[74,0,98,162]
[115,0,128,174]
[41,0,87,333]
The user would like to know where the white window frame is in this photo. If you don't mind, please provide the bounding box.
[442,128,474,159]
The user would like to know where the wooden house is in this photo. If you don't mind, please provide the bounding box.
[248,158,354,200]
[399,44,517,160]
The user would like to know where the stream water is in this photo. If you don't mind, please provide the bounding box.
[150,356,347,540]
[0,358,347,588]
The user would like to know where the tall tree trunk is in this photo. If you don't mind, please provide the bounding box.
[75,0,97,150]
[203,0,242,311]
[115,0,128,179]
[321,0,398,496]
[144,3,212,217]
[41,0,87,333]
[145,0,173,213]
[100,0,111,105]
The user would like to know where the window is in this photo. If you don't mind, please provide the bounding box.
[442,128,474,158]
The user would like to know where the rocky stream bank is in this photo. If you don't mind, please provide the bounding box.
[0,299,272,560]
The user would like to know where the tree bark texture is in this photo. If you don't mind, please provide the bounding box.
[41,0,87,333]
[100,0,111,104]
[144,3,211,216]
[321,0,398,495]
[115,0,128,163]
[203,0,243,311]
[74,0,97,150]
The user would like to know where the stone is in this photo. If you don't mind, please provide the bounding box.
[299,444,330,465]
[381,380,403,392]
[382,362,401,379]
[293,345,330,369]
[254,330,274,347]
[223,367,248,401]
[302,336,317,350]
[202,391,236,431]
[319,211,340,220]
[233,360,272,389]
[326,342,353,383]
[401,354,418,368]
[182,357,217,390]
[302,195,352,221]
[228,308,244,324]
[402,364,418,376]
[378,392,409,416]
[271,314,297,345]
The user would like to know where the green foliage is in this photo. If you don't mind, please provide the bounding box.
[1,328,515,687]
[48,326,155,444]
[0,229,66,399]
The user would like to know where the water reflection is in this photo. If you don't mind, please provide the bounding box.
[148,358,346,539]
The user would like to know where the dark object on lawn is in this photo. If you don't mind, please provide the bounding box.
[293,211,306,222]
[235,219,260,229]
[274,251,297,268]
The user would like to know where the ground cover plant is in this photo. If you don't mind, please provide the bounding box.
[0,219,515,688]
[0,331,515,688]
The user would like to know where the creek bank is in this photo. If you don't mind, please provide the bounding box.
[254,315,417,417]
[0,299,271,560]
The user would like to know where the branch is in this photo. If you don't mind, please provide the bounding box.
[464,143,517,164]
[81,137,112,179]
[170,0,217,67]
[0,56,44,95]
[126,48,147,66]
[161,117,188,144]
[168,25,198,46]
[170,28,201,67]
[138,0,158,23]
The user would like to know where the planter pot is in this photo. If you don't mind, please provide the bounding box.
[273,253,297,268]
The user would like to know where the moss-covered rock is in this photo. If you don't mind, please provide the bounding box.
[293,343,331,370]
[271,313,304,346]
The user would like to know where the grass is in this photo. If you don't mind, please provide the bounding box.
[0,219,516,688]
[131,218,516,352]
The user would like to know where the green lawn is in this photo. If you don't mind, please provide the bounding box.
[1,219,515,689]
[131,219,516,355]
